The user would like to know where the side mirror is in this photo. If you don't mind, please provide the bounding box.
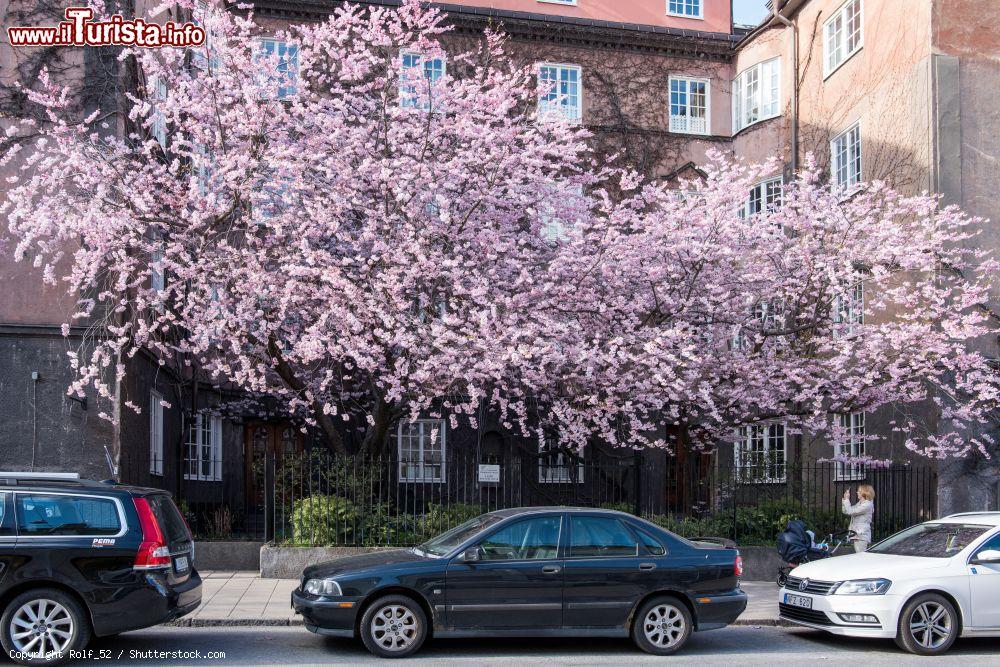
[972,549,1000,564]
[461,546,481,563]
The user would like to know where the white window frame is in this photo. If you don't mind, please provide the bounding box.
[668,76,710,136]
[184,413,222,481]
[835,412,866,481]
[540,182,584,242]
[735,423,787,483]
[399,51,446,110]
[149,390,164,476]
[732,57,780,133]
[150,76,167,148]
[744,176,782,217]
[833,282,864,336]
[258,38,299,100]
[397,419,446,483]
[538,440,584,484]
[538,0,577,5]
[831,121,862,192]
[536,63,583,124]
[666,0,703,19]
[824,0,864,78]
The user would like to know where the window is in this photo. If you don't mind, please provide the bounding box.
[733,58,780,132]
[539,0,577,4]
[0,492,8,534]
[150,76,167,148]
[479,516,561,560]
[150,241,165,293]
[569,516,638,558]
[537,63,582,123]
[825,0,863,76]
[397,419,446,482]
[973,533,1000,558]
[149,390,164,476]
[540,182,585,242]
[669,77,709,135]
[15,494,122,536]
[870,523,990,558]
[734,299,784,351]
[835,412,866,481]
[259,39,299,99]
[538,440,583,484]
[833,282,864,335]
[745,177,782,216]
[184,413,222,481]
[735,423,787,483]
[831,122,862,191]
[667,0,702,18]
[635,526,667,556]
[400,52,445,110]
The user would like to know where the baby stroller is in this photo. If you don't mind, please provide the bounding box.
[775,519,854,587]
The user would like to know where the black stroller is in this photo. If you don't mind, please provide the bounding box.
[775,519,854,586]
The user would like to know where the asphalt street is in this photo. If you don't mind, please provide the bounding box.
[19,625,997,666]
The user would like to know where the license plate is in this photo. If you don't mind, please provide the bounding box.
[174,555,189,573]
[784,593,812,609]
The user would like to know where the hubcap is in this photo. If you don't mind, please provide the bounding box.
[9,599,74,658]
[909,601,952,650]
[643,603,685,648]
[370,605,418,652]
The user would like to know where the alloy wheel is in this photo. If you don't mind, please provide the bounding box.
[908,601,952,650]
[643,603,685,648]
[8,598,75,659]
[369,604,418,652]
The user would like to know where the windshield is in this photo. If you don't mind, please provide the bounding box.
[418,513,505,557]
[869,522,990,558]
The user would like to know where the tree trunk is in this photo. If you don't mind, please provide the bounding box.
[359,389,400,457]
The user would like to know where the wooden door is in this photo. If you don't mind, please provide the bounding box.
[244,422,304,507]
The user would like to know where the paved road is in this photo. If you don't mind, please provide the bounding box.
[29,625,997,666]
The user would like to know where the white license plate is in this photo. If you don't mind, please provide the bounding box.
[174,555,189,572]
[784,593,812,609]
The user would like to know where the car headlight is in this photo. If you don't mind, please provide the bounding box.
[832,578,891,595]
[304,578,343,597]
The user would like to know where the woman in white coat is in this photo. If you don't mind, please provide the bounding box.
[842,484,875,552]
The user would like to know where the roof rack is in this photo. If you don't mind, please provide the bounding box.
[0,472,104,487]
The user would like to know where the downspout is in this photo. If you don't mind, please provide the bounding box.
[772,1,798,173]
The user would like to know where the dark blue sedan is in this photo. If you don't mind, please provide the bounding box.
[292,507,747,657]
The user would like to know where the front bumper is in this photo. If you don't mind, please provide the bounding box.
[777,587,899,639]
[694,589,748,631]
[292,588,362,638]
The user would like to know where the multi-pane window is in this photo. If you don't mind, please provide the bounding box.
[537,63,582,123]
[745,177,782,216]
[734,299,784,350]
[667,0,703,19]
[833,282,864,335]
[825,0,863,76]
[831,122,862,191]
[184,413,222,481]
[733,58,780,132]
[538,440,583,483]
[400,52,446,110]
[259,39,299,99]
[669,77,709,135]
[150,76,167,148]
[149,390,164,476]
[836,412,866,480]
[397,419,446,482]
[540,182,585,242]
[735,423,787,483]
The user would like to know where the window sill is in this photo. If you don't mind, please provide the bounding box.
[823,45,863,81]
[666,11,704,20]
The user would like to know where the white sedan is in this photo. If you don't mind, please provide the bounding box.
[777,511,1000,655]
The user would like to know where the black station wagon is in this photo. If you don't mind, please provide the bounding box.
[293,507,747,657]
[0,473,201,665]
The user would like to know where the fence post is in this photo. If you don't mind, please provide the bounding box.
[633,450,642,516]
[732,468,738,544]
[264,454,275,543]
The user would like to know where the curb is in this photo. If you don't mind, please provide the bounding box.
[166,617,790,628]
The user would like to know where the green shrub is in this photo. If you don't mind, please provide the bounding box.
[290,495,359,546]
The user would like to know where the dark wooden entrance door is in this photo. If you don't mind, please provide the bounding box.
[244,421,304,507]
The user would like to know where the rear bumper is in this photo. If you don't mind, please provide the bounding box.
[694,589,748,631]
[91,569,203,637]
[292,588,361,637]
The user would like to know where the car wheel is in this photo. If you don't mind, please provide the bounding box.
[358,594,427,658]
[0,588,91,666]
[631,595,693,655]
[894,593,959,656]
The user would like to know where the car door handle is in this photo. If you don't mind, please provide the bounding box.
[541,565,561,574]
[639,562,657,571]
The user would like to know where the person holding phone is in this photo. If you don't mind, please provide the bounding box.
[842,484,875,552]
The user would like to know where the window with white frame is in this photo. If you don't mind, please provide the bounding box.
[833,282,864,335]
[735,423,786,483]
[539,0,576,4]
[400,52,446,110]
[184,413,222,481]
[835,412,866,480]
[831,122,861,191]
[745,177,782,216]
[732,57,780,132]
[150,76,167,148]
[258,39,299,99]
[540,182,584,242]
[667,0,702,19]
[191,2,218,73]
[397,419,446,482]
[669,77,709,135]
[537,63,582,123]
[149,390,164,476]
[150,233,165,293]
[734,299,784,350]
[538,440,583,484]
[825,0,863,76]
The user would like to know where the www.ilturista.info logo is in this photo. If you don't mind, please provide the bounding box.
[7,7,205,47]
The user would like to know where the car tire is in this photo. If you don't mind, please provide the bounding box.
[0,588,91,666]
[631,595,693,656]
[358,594,428,658]
[894,592,959,656]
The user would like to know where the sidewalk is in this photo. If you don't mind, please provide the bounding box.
[170,572,784,627]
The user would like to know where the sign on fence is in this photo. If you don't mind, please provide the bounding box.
[478,464,501,483]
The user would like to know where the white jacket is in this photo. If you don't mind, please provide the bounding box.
[842,498,874,542]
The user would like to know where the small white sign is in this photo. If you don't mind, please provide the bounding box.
[478,464,501,483]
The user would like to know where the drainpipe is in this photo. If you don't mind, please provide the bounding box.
[772,1,798,173]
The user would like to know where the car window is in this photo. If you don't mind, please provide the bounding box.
[634,526,666,556]
[479,516,560,561]
[569,516,638,558]
[0,492,10,536]
[16,494,121,536]
[146,494,189,545]
[420,513,505,557]
[869,523,990,558]
[972,532,1000,557]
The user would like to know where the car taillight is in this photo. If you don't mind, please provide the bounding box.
[133,497,171,570]
[734,554,744,577]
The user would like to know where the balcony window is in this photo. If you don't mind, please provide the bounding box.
[537,63,582,123]
[669,77,709,135]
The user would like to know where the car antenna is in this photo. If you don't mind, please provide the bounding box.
[103,445,120,482]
